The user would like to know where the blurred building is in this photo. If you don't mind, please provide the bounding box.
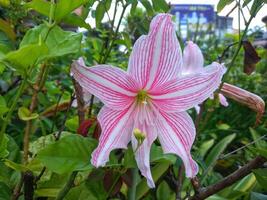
[253,16,267,48]
[170,4,233,40]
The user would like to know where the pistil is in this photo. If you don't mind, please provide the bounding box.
[137,90,149,105]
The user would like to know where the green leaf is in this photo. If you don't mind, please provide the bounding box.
[65,116,79,132]
[205,134,236,168]
[250,0,265,17]
[233,173,256,192]
[207,195,228,200]
[0,182,11,200]
[25,0,88,21]
[0,134,9,158]
[156,181,175,200]
[95,1,105,28]
[3,43,48,73]
[130,0,138,15]
[55,0,88,21]
[242,0,253,7]
[249,127,266,148]
[24,0,51,17]
[0,0,10,7]
[256,148,267,158]
[3,159,29,172]
[217,0,234,12]
[63,13,91,29]
[253,168,267,188]
[150,144,177,164]
[29,132,71,157]
[251,192,267,200]
[36,134,97,174]
[199,139,215,157]
[152,0,169,12]
[136,163,170,200]
[123,147,136,168]
[35,188,60,197]
[20,24,82,59]
[18,107,39,121]
[140,0,154,16]
[216,123,230,130]
[66,182,98,200]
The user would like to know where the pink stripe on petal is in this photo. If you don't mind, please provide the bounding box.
[156,111,198,178]
[150,62,225,112]
[127,14,182,89]
[91,105,135,167]
[71,60,138,110]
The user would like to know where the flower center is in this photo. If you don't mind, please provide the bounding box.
[136,90,149,105]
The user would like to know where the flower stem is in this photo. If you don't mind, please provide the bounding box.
[55,171,78,200]
[128,168,138,200]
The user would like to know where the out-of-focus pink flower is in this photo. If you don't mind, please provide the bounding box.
[221,83,265,124]
[182,41,228,112]
[71,14,225,187]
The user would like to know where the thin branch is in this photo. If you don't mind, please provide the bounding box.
[189,156,266,200]
[11,174,24,200]
[88,95,94,117]
[226,3,238,17]
[34,167,46,184]
[72,78,85,124]
[217,42,239,63]
[220,135,267,159]
[23,63,47,164]
[235,0,248,24]
[55,94,75,140]
[190,177,201,194]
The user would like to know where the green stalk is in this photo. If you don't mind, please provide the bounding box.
[55,171,78,200]
[128,168,138,200]
[0,78,27,143]
[218,15,253,90]
[100,3,128,64]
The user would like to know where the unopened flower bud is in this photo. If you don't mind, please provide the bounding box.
[221,83,265,125]
[133,128,146,145]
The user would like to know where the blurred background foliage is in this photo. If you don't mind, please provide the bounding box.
[0,0,266,200]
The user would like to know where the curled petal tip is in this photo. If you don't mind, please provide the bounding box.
[219,93,229,107]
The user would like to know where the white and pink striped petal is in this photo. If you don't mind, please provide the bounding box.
[127,14,183,90]
[91,105,135,167]
[156,111,198,177]
[71,60,138,110]
[150,62,225,112]
[182,41,204,75]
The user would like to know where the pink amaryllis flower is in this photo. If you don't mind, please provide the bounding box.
[182,41,228,112]
[71,14,225,187]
